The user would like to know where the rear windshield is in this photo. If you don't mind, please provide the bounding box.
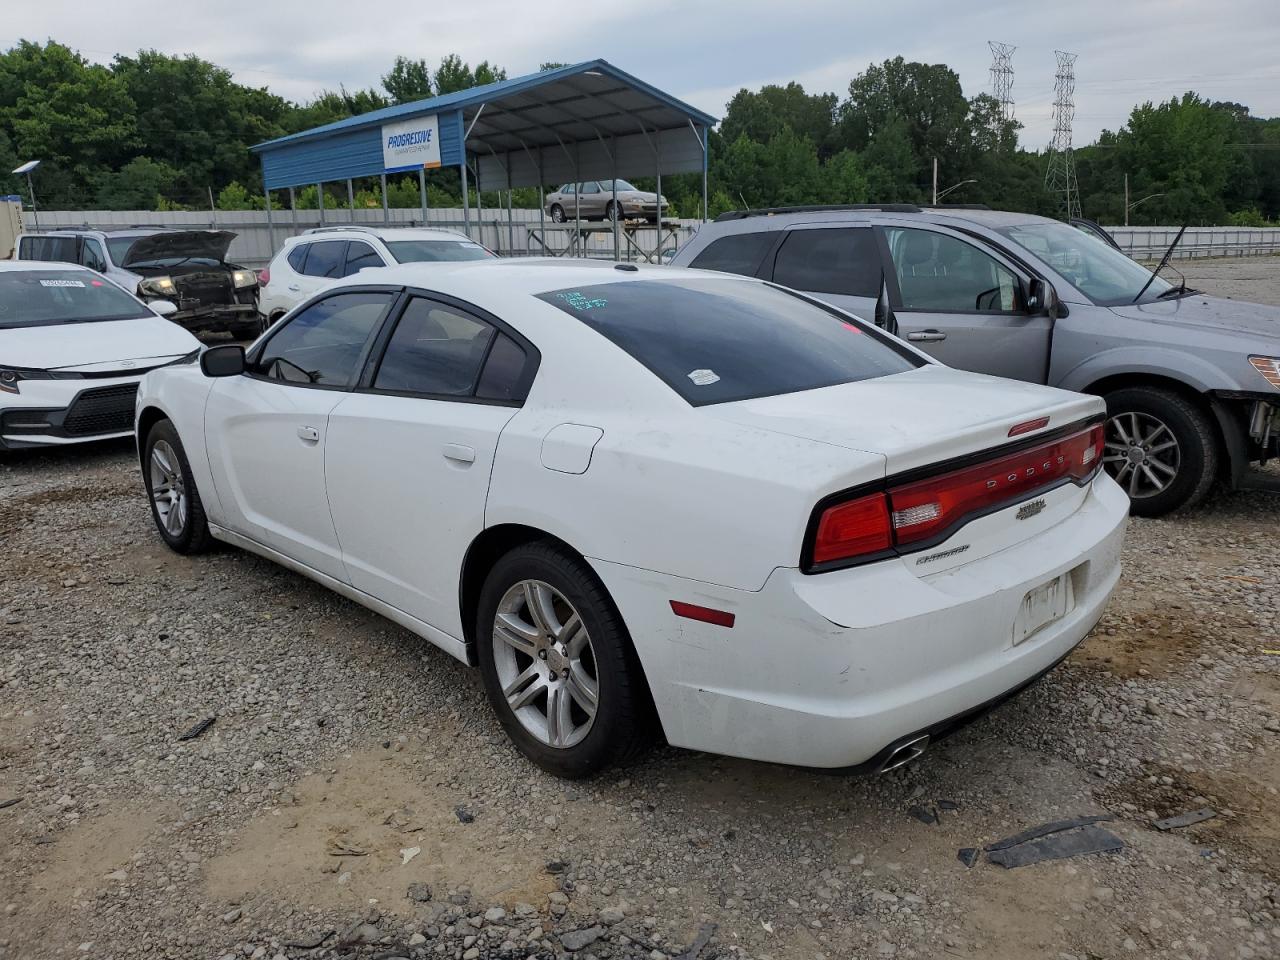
[386,240,494,263]
[536,278,920,406]
[0,270,147,328]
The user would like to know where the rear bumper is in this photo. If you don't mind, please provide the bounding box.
[0,377,142,449]
[592,474,1128,769]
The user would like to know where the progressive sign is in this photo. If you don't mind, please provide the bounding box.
[382,115,441,172]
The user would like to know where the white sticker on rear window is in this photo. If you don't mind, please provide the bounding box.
[687,369,720,386]
[39,279,85,288]
[459,242,483,250]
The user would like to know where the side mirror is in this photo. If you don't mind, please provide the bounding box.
[150,299,179,318]
[200,344,246,378]
[1028,278,1062,320]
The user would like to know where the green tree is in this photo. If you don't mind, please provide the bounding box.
[95,156,178,209]
[382,56,432,104]
[720,83,837,158]
[433,55,507,95]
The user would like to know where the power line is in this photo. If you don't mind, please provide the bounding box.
[1045,51,1082,219]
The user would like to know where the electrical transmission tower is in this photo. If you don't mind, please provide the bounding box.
[988,41,1016,126]
[1044,50,1081,219]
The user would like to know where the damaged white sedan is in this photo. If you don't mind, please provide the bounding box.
[134,259,1127,777]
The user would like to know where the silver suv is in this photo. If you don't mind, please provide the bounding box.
[671,204,1280,516]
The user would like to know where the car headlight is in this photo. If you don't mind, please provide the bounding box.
[138,276,177,298]
[0,367,53,395]
[232,269,258,289]
[1249,356,1280,389]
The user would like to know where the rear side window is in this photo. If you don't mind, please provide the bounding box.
[475,334,529,401]
[772,228,882,297]
[537,279,920,406]
[286,245,309,272]
[344,241,382,276]
[373,298,495,396]
[299,240,346,278]
[19,236,78,263]
[688,232,775,277]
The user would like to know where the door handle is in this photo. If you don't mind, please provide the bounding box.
[296,425,320,443]
[287,284,301,292]
[907,330,947,342]
[443,443,475,464]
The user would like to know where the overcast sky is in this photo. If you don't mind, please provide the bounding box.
[10,0,1280,150]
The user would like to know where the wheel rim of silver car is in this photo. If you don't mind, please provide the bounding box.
[149,440,189,537]
[492,580,599,749]
[1103,412,1181,499]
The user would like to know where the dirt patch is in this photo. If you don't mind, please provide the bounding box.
[1101,750,1280,879]
[1072,607,1250,678]
[12,803,171,917]
[205,746,558,915]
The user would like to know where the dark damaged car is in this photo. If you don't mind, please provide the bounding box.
[16,228,263,338]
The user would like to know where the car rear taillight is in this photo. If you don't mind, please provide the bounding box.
[258,266,270,286]
[811,493,893,566]
[805,422,1104,571]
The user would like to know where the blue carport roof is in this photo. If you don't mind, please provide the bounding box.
[252,59,717,155]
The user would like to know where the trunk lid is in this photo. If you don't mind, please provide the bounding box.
[705,365,1103,473]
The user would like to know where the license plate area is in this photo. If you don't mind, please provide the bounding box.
[1013,572,1074,645]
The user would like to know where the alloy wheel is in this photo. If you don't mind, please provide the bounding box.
[149,439,189,537]
[1103,411,1181,499]
[491,580,599,749]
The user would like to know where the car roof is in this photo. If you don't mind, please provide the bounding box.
[337,257,739,299]
[0,259,94,273]
[705,206,1056,231]
[288,226,473,245]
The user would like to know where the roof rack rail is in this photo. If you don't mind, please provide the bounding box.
[303,225,386,235]
[919,203,992,210]
[714,204,922,222]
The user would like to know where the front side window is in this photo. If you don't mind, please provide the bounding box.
[0,269,148,329]
[579,182,600,195]
[999,221,1173,305]
[688,232,775,277]
[537,278,920,406]
[343,241,383,276]
[560,183,576,195]
[299,240,346,278]
[373,298,495,396]
[19,236,78,263]
[254,291,391,387]
[886,228,1019,313]
[601,179,638,192]
[773,227,882,297]
[385,239,493,263]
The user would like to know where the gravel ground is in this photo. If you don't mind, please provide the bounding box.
[2,257,1280,960]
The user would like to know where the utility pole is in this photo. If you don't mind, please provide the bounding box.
[1124,173,1129,227]
[932,157,938,205]
[1044,51,1081,220]
[988,41,1016,128]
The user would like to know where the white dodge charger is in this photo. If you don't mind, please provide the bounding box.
[134,259,1128,777]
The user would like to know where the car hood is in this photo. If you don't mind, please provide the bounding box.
[120,230,236,267]
[4,315,199,370]
[704,365,1103,475]
[1109,294,1280,339]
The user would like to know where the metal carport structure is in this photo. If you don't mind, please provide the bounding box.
[250,59,716,259]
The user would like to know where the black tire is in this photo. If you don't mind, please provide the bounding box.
[476,541,653,778]
[605,200,621,222]
[549,204,566,223]
[1103,386,1218,517]
[142,419,215,554]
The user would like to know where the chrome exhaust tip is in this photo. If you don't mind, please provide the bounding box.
[877,734,930,774]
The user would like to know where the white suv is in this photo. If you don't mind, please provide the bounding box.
[258,227,493,322]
